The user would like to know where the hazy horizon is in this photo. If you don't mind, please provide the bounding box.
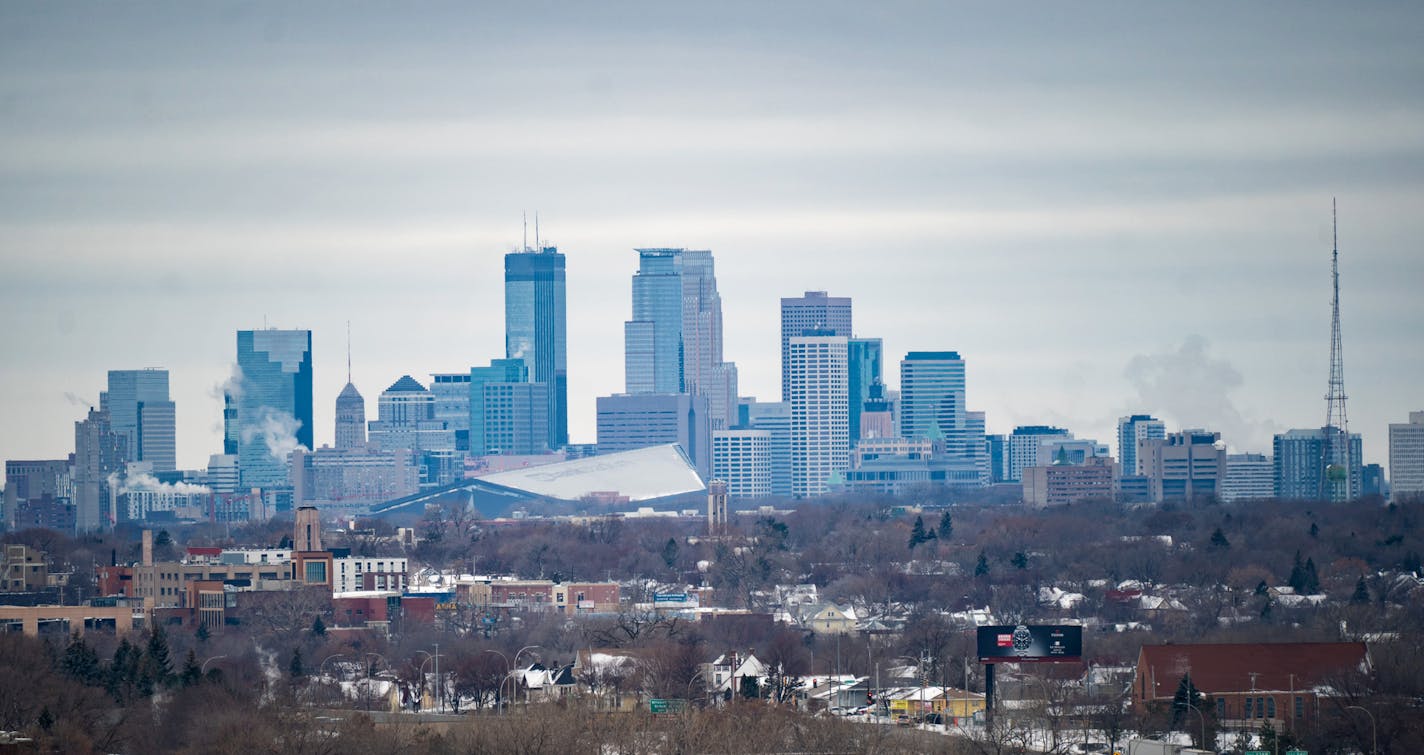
[2,2,1421,473]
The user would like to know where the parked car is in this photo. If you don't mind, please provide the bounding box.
[894,714,913,726]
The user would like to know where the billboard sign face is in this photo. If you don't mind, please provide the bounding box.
[976,625,1082,663]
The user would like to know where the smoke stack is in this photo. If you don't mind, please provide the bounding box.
[142,530,153,566]
[295,506,322,552]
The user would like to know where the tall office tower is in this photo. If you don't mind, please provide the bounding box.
[1388,411,1424,501]
[101,369,176,472]
[334,383,366,450]
[1008,425,1070,483]
[712,429,773,499]
[623,248,739,428]
[788,333,849,499]
[430,373,472,452]
[73,408,127,532]
[232,329,313,489]
[203,454,239,494]
[742,399,793,497]
[469,359,550,456]
[625,249,686,395]
[505,244,568,448]
[1274,428,1362,501]
[859,380,895,440]
[1142,429,1227,502]
[596,393,711,479]
[898,351,966,442]
[1221,453,1275,502]
[368,376,456,454]
[1117,415,1166,477]
[780,291,852,401]
[847,338,883,447]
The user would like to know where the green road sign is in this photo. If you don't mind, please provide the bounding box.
[1285,751,1308,755]
[649,698,687,713]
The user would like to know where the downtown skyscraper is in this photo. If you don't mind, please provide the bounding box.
[101,369,176,472]
[787,332,849,499]
[622,248,738,429]
[505,244,567,449]
[780,291,851,402]
[230,329,313,489]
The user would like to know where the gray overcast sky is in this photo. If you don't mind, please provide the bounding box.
[2,1,1421,473]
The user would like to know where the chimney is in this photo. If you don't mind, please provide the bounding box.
[295,506,322,552]
[141,530,153,566]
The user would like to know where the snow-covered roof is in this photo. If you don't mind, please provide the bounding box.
[479,444,706,502]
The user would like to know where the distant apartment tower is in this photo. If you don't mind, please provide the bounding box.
[232,329,313,489]
[1274,428,1363,501]
[1388,411,1424,501]
[847,338,883,447]
[712,429,773,499]
[1117,415,1166,477]
[505,245,568,448]
[1142,430,1227,502]
[1007,426,1071,483]
[1221,453,1274,502]
[596,393,711,479]
[74,408,127,532]
[741,399,793,498]
[101,369,175,472]
[780,291,851,401]
[334,382,366,450]
[1022,456,1117,507]
[787,334,849,499]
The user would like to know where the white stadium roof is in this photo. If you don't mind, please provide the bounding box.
[479,444,706,502]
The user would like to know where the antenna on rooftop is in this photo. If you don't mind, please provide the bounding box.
[346,320,352,385]
[523,211,529,252]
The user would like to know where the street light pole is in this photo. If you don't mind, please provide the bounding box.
[482,649,511,715]
[1345,705,1377,755]
[1184,701,1206,751]
[201,654,228,675]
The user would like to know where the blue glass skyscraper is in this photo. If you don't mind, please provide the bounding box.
[505,245,567,449]
[624,249,685,395]
[232,329,313,489]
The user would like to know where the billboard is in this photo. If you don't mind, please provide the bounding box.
[977,624,1082,663]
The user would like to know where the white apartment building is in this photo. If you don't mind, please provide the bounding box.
[712,429,772,499]
[788,335,848,499]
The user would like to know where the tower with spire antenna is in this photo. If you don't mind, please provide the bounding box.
[1322,199,1354,501]
[335,322,366,450]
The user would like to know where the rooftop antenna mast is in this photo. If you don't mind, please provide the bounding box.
[523,211,529,252]
[1322,198,1351,501]
[535,211,540,251]
[346,320,352,385]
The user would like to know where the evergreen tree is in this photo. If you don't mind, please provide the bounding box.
[60,633,103,686]
[195,622,210,643]
[290,648,305,679]
[937,511,953,541]
[1309,521,1319,539]
[739,674,759,700]
[1254,580,1268,596]
[908,516,927,550]
[37,706,53,732]
[974,551,990,577]
[145,625,174,688]
[1171,673,1203,728]
[1303,558,1320,594]
[662,537,679,570]
[1011,552,1028,570]
[180,649,202,687]
[311,615,327,637]
[1288,551,1307,592]
[107,637,139,702]
[1208,528,1230,550]
[1351,576,1370,604]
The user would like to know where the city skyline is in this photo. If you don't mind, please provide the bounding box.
[2,3,1422,472]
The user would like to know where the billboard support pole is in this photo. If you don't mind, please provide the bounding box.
[985,663,995,730]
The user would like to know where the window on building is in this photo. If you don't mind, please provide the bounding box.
[1216,698,1225,719]
[1244,697,1253,719]
[1267,697,1276,719]
[1295,696,1304,719]
[1256,696,1265,718]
